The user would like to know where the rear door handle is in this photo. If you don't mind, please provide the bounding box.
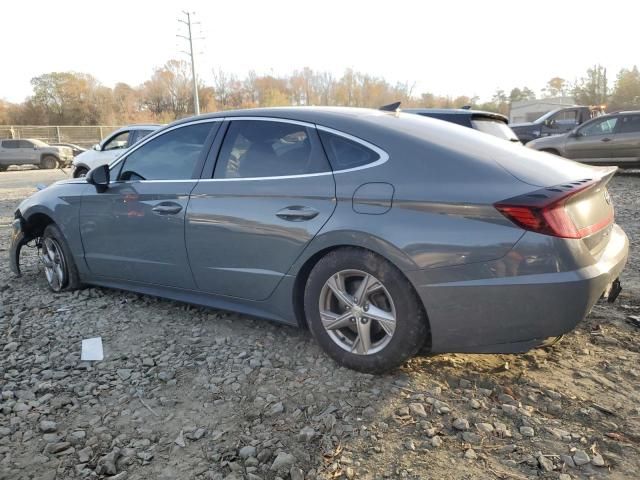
[276,206,319,221]
[152,202,183,215]
[601,137,611,142]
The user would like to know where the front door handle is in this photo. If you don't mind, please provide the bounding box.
[276,206,319,221]
[152,202,183,215]
[601,137,612,142]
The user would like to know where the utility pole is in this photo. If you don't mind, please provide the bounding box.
[177,11,200,115]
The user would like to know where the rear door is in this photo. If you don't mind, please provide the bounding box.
[186,118,336,300]
[564,116,618,162]
[609,114,640,163]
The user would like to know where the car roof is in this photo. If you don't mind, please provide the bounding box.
[403,108,509,123]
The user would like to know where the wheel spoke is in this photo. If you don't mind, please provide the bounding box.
[326,273,354,307]
[352,319,372,355]
[364,304,396,336]
[320,311,353,331]
[353,273,371,306]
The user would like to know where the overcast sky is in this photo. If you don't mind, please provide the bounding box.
[2,0,638,103]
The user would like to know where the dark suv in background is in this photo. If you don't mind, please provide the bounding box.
[404,108,520,142]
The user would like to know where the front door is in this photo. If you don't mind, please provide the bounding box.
[564,116,618,162]
[186,119,336,301]
[80,121,219,287]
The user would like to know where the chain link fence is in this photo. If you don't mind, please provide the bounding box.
[0,125,123,148]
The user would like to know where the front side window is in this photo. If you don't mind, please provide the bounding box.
[117,123,213,181]
[551,110,578,125]
[103,131,130,151]
[318,130,380,170]
[579,117,618,137]
[215,120,330,179]
[18,140,34,148]
[616,115,640,134]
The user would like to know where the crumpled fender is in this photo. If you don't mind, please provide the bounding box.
[9,220,32,277]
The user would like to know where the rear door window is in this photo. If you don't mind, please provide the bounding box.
[616,115,640,133]
[318,130,381,170]
[2,140,20,148]
[214,120,330,179]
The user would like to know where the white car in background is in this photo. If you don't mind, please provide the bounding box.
[72,124,160,177]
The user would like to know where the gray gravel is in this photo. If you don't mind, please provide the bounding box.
[1,171,639,479]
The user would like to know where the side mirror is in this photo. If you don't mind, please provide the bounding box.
[86,164,110,191]
[568,129,580,138]
[92,144,100,151]
[33,146,38,150]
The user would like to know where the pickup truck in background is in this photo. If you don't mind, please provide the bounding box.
[510,105,605,144]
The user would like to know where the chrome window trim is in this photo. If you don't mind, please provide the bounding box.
[107,116,389,184]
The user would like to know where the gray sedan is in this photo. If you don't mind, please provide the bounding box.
[527,111,640,168]
[10,107,628,373]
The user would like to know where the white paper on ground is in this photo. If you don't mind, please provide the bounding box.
[81,337,104,361]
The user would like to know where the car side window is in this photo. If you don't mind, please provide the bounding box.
[214,120,330,179]
[117,123,213,181]
[552,110,578,126]
[2,140,20,149]
[318,130,380,170]
[616,115,640,134]
[103,131,130,151]
[18,140,33,148]
[579,117,618,137]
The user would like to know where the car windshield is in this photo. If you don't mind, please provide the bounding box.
[471,118,520,142]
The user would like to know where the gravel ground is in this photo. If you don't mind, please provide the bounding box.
[0,171,639,480]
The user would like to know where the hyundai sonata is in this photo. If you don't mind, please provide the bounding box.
[10,107,628,372]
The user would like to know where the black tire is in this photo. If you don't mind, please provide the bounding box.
[40,155,58,170]
[304,248,428,373]
[73,166,89,178]
[40,224,82,292]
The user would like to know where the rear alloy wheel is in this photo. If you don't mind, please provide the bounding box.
[319,270,396,355]
[40,155,58,169]
[39,224,81,292]
[305,248,428,373]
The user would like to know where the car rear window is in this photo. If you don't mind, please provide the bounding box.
[318,131,380,170]
[471,118,519,142]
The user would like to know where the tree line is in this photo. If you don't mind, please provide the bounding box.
[1,61,639,125]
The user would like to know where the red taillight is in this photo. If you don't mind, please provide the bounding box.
[495,203,581,238]
[495,180,613,239]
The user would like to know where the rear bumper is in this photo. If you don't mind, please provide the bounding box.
[407,224,629,354]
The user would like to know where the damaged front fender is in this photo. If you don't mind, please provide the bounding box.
[9,217,33,277]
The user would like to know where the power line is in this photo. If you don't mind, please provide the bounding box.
[177,11,202,115]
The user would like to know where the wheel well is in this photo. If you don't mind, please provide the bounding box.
[23,212,55,238]
[292,245,432,348]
